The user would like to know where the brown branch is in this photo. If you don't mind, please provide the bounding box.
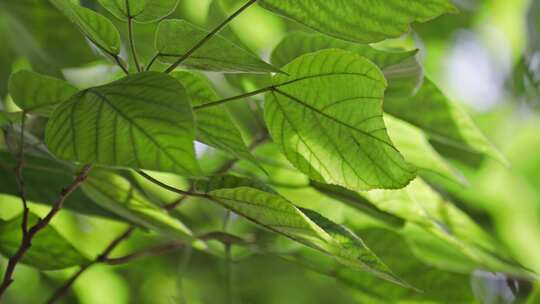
[0,165,93,300]
[45,226,135,304]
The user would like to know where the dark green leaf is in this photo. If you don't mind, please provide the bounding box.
[45,72,200,176]
[264,49,416,190]
[8,70,78,116]
[0,213,89,270]
[259,0,458,43]
[155,19,280,73]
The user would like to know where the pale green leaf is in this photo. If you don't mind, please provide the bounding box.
[259,0,458,43]
[171,71,262,169]
[8,70,78,116]
[0,213,89,270]
[155,19,280,73]
[264,49,416,190]
[45,72,200,176]
[385,78,507,164]
[82,169,194,239]
[98,0,179,23]
[271,32,423,98]
[49,0,121,54]
[384,115,463,185]
[197,175,406,286]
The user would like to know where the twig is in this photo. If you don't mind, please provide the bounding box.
[164,0,258,73]
[46,226,135,304]
[0,165,93,300]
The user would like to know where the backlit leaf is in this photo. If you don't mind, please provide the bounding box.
[98,0,179,23]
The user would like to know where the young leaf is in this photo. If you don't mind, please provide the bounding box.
[196,175,407,286]
[0,213,89,270]
[155,19,280,73]
[385,78,507,164]
[171,71,262,170]
[82,169,194,239]
[271,32,422,98]
[8,70,78,116]
[49,0,121,55]
[264,49,416,190]
[259,0,458,43]
[98,0,179,23]
[45,72,200,176]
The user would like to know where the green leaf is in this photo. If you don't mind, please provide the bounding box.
[281,228,475,303]
[384,115,463,185]
[259,0,458,43]
[197,175,406,286]
[171,71,262,170]
[271,32,417,70]
[0,213,89,270]
[82,169,194,239]
[49,0,121,55]
[98,0,179,23]
[8,70,78,116]
[385,78,507,164]
[309,181,405,228]
[271,32,423,98]
[155,19,280,73]
[45,72,200,176]
[264,49,415,190]
[0,151,122,220]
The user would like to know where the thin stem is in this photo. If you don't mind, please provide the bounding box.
[136,170,208,198]
[113,54,129,75]
[103,241,183,265]
[126,0,141,72]
[0,165,93,300]
[14,114,29,236]
[145,53,160,71]
[164,0,258,73]
[193,86,274,111]
[46,226,135,304]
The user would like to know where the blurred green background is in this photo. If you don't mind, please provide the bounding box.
[1,0,540,303]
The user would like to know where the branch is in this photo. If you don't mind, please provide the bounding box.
[0,165,93,300]
[164,0,258,73]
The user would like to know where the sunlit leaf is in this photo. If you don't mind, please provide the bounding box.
[49,0,121,55]
[45,72,200,176]
[8,70,78,116]
[385,78,507,164]
[264,49,415,190]
[171,71,262,169]
[259,0,458,43]
[155,19,280,73]
[0,213,89,270]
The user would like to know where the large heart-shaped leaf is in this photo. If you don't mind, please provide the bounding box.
[155,19,280,73]
[98,0,179,23]
[196,175,406,286]
[0,213,89,270]
[45,72,200,176]
[259,0,458,43]
[264,49,415,190]
[8,70,78,116]
[171,71,262,169]
[385,78,507,164]
[271,31,423,98]
[49,0,121,55]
